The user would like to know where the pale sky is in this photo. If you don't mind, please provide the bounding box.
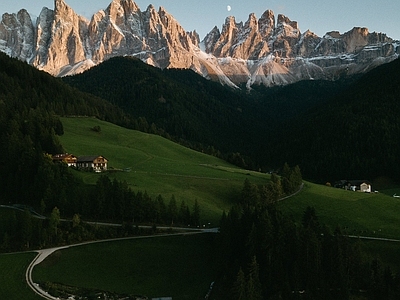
[1,0,399,40]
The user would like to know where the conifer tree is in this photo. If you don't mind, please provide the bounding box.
[167,195,178,225]
[232,268,247,300]
[192,199,200,226]
[49,207,61,242]
[247,256,263,300]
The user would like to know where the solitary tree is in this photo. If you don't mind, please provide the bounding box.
[192,199,200,226]
[168,195,178,225]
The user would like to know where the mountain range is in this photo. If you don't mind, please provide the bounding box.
[1,0,399,87]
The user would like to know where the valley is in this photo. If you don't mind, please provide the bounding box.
[1,1,400,294]
[3,116,400,299]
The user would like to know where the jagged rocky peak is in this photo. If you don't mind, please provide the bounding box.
[0,1,399,87]
[144,4,163,36]
[88,0,147,65]
[37,0,89,75]
[0,9,35,60]
[342,27,370,52]
[245,13,258,28]
[202,26,221,53]
[258,9,275,37]
[221,16,242,37]
[202,9,301,59]
[325,31,341,39]
[158,5,194,52]
[208,16,241,57]
[158,6,181,34]
[107,0,140,26]
[54,0,75,16]
[297,29,321,57]
[275,14,300,38]
[188,30,200,47]
[277,14,298,29]
[230,13,267,59]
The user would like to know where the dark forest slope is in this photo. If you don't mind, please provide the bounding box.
[63,56,356,170]
[267,57,400,183]
[63,57,260,156]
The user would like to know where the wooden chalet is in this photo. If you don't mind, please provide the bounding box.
[76,155,108,172]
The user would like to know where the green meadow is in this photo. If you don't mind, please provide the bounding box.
[33,233,217,300]
[0,252,42,300]
[59,116,271,224]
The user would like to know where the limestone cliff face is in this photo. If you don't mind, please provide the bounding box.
[37,0,89,75]
[33,8,54,69]
[0,9,35,61]
[0,0,399,87]
[88,0,143,64]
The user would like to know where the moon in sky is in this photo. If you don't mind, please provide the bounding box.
[227,5,231,12]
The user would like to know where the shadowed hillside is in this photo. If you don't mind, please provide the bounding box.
[63,56,357,172]
[267,57,400,183]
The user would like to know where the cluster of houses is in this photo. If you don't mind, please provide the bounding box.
[52,153,108,173]
[334,180,372,193]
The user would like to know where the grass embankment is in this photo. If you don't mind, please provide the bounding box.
[0,252,42,299]
[59,117,270,225]
[33,233,217,300]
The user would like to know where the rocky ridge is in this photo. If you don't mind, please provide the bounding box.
[0,0,399,87]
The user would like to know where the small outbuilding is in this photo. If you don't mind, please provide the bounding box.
[359,182,372,193]
[52,153,77,167]
[335,180,371,193]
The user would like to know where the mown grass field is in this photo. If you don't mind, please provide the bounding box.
[59,117,270,224]
[33,233,217,300]
[0,252,42,299]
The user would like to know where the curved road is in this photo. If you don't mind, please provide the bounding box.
[25,228,218,299]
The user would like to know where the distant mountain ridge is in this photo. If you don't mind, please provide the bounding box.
[1,0,399,87]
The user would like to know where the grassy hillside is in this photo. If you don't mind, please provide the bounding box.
[59,117,270,224]
[279,182,400,239]
[59,116,400,237]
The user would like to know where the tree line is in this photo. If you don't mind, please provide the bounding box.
[0,168,202,252]
[0,206,172,253]
[0,170,202,253]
